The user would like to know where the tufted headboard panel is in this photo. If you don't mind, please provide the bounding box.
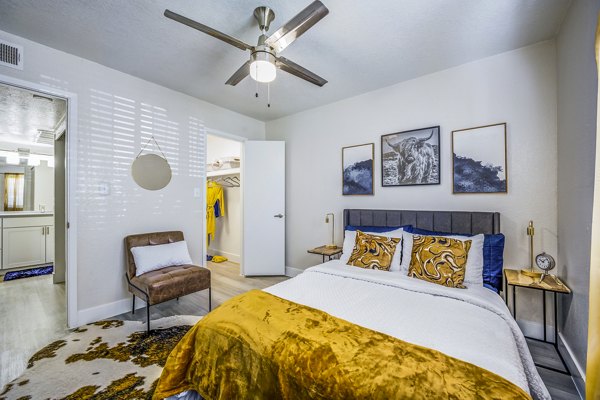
[343,209,501,235]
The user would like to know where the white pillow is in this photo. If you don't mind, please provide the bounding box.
[131,240,193,276]
[340,228,404,271]
[399,231,414,275]
[400,233,484,286]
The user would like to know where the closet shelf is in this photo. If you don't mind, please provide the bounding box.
[207,168,240,177]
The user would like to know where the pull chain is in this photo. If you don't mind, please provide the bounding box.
[267,82,271,108]
[255,63,259,98]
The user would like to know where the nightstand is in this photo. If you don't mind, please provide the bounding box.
[307,246,342,263]
[504,268,572,374]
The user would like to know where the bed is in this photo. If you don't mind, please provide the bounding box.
[154,209,549,400]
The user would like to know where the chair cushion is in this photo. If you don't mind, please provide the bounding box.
[130,265,210,305]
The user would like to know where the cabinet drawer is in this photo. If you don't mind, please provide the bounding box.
[3,216,54,228]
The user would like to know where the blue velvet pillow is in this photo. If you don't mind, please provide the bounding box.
[405,226,505,293]
[345,225,412,233]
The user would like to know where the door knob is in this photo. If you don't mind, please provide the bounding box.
[274,214,284,218]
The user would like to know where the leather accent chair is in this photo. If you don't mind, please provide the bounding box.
[124,231,211,333]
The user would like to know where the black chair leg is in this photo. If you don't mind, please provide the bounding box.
[208,287,212,311]
[146,302,150,334]
[132,295,135,315]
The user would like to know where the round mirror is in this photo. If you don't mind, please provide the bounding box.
[131,153,172,190]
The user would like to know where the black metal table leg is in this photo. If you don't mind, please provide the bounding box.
[513,285,516,317]
[554,291,557,345]
[552,292,570,373]
[543,290,547,342]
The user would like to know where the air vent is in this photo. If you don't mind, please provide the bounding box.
[36,130,54,145]
[0,40,23,70]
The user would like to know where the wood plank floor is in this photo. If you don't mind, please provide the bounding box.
[0,275,67,389]
[113,261,289,322]
[527,338,581,399]
[0,262,583,399]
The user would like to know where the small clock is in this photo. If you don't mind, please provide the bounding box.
[535,252,556,274]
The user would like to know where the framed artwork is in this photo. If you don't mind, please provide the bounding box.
[452,123,507,194]
[381,126,440,186]
[342,143,374,195]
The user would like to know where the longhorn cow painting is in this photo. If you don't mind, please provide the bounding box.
[381,126,440,186]
[452,123,507,194]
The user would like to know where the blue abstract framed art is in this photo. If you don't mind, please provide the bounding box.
[342,143,374,195]
[452,123,507,194]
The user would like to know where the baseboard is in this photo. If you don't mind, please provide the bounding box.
[77,296,146,326]
[285,266,304,278]
[558,333,586,398]
[208,248,240,263]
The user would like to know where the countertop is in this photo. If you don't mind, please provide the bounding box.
[0,211,54,218]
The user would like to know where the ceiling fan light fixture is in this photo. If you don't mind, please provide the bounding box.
[164,1,329,87]
[249,51,277,83]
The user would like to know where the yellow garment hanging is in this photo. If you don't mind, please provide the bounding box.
[207,181,225,242]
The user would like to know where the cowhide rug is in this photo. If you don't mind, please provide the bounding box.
[0,315,200,400]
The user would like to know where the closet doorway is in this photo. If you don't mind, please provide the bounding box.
[206,133,243,273]
[203,131,286,277]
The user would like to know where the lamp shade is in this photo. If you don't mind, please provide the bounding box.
[250,51,277,83]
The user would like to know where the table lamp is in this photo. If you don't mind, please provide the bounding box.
[325,213,337,249]
[521,220,539,277]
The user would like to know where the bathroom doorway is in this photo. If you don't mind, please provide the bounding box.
[0,81,70,388]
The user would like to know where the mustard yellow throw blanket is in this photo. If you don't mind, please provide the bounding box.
[154,290,530,400]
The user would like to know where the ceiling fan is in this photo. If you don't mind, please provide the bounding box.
[164,1,329,87]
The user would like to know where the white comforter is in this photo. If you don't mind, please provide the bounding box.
[264,261,550,400]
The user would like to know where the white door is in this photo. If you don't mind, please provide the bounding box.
[3,226,46,269]
[242,141,285,276]
[45,225,55,263]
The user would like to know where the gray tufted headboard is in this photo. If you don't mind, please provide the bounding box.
[343,209,501,235]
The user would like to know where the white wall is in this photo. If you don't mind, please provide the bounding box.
[207,134,242,262]
[33,161,53,211]
[0,29,265,323]
[266,41,558,333]
[207,134,242,163]
[556,0,600,384]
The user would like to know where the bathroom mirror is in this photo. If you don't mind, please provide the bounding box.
[131,153,171,190]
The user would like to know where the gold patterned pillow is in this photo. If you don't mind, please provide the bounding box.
[408,235,472,288]
[347,230,401,271]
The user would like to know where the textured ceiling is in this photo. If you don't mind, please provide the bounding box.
[0,83,65,152]
[0,0,571,121]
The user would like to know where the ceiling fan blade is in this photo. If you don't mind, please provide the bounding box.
[276,57,327,87]
[225,61,251,86]
[164,9,253,51]
[265,1,329,53]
